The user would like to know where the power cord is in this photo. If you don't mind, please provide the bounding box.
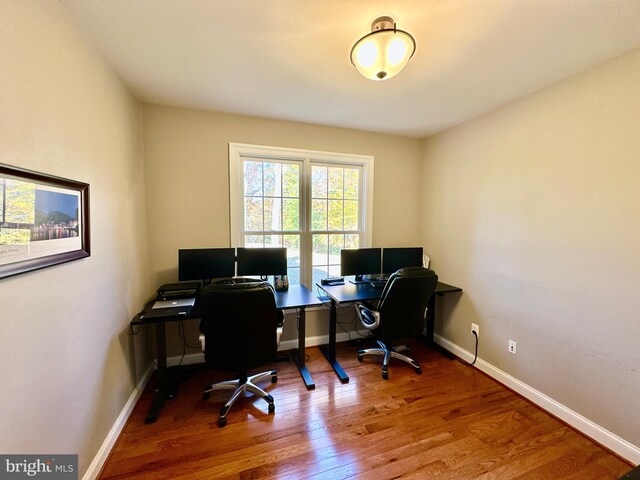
[313,285,374,343]
[292,308,311,362]
[143,328,158,369]
[459,330,478,366]
[178,318,201,350]
[128,308,147,336]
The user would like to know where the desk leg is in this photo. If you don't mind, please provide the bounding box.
[145,322,173,424]
[426,294,456,359]
[292,307,315,390]
[320,299,349,383]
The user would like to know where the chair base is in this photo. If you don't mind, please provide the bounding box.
[203,369,277,426]
[358,340,422,380]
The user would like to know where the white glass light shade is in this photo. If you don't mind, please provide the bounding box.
[350,18,416,81]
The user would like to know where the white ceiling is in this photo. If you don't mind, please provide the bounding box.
[60,0,640,138]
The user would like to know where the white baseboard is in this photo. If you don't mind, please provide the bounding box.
[167,352,204,367]
[82,364,154,480]
[278,331,352,352]
[434,334,640,464]
[164,331,354,367]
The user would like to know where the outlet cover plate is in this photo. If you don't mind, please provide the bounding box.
[471,323,479,337]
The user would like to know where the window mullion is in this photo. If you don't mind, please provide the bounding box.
[302,157,312,287]
[280,164,284,234]
[342,168,346,231]
[261,161,265,237]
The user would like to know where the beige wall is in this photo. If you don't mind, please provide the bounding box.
[141,105,424,349]
[0,1,149,475]
[422,49,640,447]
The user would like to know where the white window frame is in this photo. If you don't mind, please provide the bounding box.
[229,143,374,288]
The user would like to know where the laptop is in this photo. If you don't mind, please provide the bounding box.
[152,298,196,309]
[141,297,196,319]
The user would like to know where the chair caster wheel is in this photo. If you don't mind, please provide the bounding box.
[202,391,210,400]
[271,376,277,384]
[415,368,422,374]
[382,371,388,380]
[357,355,363,362]
[218,417,227,427]
[268,403,275,414]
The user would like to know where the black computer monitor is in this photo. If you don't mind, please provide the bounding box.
[382,247,424,276]
[340,248,382,284]
[236,247,287,277]
[178,248,236,282]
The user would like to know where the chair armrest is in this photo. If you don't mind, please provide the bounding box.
[356,302,380,331]
[275,309,285,346]
[276,324,284,347]
[199,333,205,352]
[358,300,378,311]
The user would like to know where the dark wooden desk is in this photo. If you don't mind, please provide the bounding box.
[427,282,463,358]
[274,285,323,390]
[130,296,195,424]
[131,284,322,423]
[316,280,462,383]
[315,281,381,383]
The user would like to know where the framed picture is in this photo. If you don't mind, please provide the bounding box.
[0,164,90,280]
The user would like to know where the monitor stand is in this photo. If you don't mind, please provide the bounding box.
[349,275,370,285]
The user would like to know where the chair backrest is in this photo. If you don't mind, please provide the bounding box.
[198,279,278,372]
[376,267,439,342]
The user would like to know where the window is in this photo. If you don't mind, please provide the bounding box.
[310,164,362,286]
[238,158,302,284]
[229,144,373,288]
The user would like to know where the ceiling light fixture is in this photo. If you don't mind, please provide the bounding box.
[350,16,416,81]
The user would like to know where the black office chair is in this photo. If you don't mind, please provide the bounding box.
[356,267,438,379]
[198,278,283,426]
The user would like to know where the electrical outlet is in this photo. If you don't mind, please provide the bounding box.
[471,323,479,337]
[508,340,517,354]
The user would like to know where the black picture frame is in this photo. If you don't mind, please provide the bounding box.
[0,164,90,280]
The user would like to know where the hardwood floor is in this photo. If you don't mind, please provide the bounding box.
[100,340,632,479]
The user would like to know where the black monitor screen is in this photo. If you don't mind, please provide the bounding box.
[178,248,236,281]
[382,247,423,275]
[236,247,287,276]
[340,248,382,280]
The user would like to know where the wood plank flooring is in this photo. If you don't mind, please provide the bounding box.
[99,340,632,479]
